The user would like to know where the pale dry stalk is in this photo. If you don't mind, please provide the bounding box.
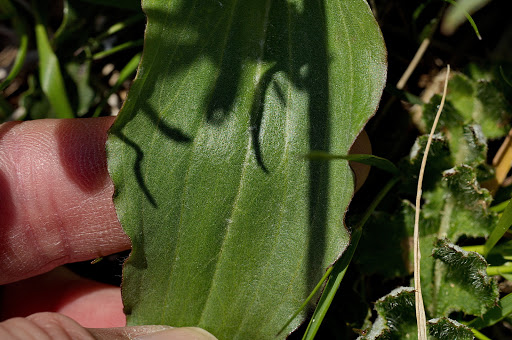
[414,65,451,340]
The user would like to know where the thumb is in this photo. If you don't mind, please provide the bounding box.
[0,312,217,340]
[91,325,218,340]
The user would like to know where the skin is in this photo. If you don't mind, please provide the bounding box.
[0,117,370,339]
[0,117,216,340]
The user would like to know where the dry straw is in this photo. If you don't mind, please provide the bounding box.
[414,65,451,340]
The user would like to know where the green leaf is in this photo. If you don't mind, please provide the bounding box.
[33,2,74,118]
[428,317,474,340]
[65,61,94,116]
[429,239,499,316]
[400,165,498,318]
[441,165,496,239]
[414,165,496,241]
[474,80,512,139]
[107,0,386,339]
[423,72,512,141]
[400,134,453,195]
[358,288,475,339]
[358,287,417,339]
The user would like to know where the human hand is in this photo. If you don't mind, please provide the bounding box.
[0,117,216,339]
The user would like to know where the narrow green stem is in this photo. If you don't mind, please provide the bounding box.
[301,176,399,340]
[0,15,28,92]
[484,199,512,257]
[471,328,492,340]
[462,245,484,254]
[301,228,362,340]
[92,39,143,60]
[94,14,145,43]
[491,199,510,213]
[487,263,512,276]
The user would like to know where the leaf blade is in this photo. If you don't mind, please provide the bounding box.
[107,0,387,338]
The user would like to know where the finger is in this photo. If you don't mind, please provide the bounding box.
[0,117,130,285]
[90,327,218,340]
[0,267,125,328]
[0,313,217,340]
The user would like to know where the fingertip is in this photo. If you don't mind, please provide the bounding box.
[0,117,129,284]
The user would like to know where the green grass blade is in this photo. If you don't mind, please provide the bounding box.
[301,227,362,340]
[442,0,483,40]
[277,267,334,336]
[33,3,74,118]
[92,39,143,60]
[491,199,510,213]
[0,18,28,91]
[467,292,512,329]
[486,263,512,276]
[301,176,399,339]
[306,152,399,175]
[484,199,512,256]
[471,328,492,340]
[94,14,145,44]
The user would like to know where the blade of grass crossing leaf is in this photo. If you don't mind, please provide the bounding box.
[301,228,362,340]
[484,199,512,256]
[277,267,333,335]
[414,64,450,340]
[32,2,74,118]
[301,176,399,339]
[467,292,512,330]
[306,152,399,175]
[442,0,483,40]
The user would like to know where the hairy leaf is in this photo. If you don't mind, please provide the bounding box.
[357,288,474,339]
[107,0,386,338]
[358,287,417,339]
[423,72,512,141]
[428,239,499,316]
[428,317,474,340]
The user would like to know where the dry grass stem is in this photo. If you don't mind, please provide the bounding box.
[396,38,431,90]
[414,65,450,340]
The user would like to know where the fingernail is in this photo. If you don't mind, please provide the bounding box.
[135,327,217,340]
